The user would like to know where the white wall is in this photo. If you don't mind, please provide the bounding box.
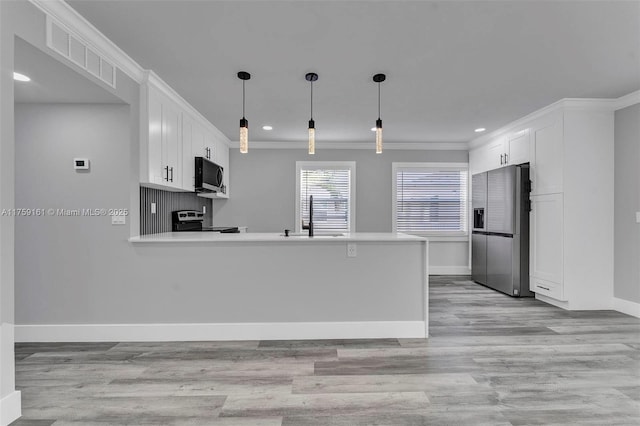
[14,103,132,326]
[214,148,470,274]
[1,3,141,420]
[13,106,433,327]
[614,103,640,304]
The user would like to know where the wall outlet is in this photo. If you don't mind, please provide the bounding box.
[203,205,206,214]
[636,212,640,223]
[73,158,89,170]
[347,243,357,258]
[111,215,126,225]
[151,202,156,214]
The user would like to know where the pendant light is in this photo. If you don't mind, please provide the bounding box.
[237,71,251,153]
[305,72,318,155]
[373,73,386,154]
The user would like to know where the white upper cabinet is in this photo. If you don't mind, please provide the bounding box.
[485,137,507,170]
[469,136,504,175]
[181,114,196,191]
[530,111,563,195]
[162,98,182,189]
[197,137,229,199]
[146,88,163,185]
[506,129,530,166]
[141,84,183,190]
[141,74,231,195]
[469,131,530,175]
[182,114,218,191]
[204,131,216,163]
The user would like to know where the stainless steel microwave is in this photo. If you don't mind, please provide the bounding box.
[194,157,223,193]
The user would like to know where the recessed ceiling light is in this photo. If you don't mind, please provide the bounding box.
[13,72,31,82]
[262,125,273,130]
[371,127,376,132]
[474,127,486,133]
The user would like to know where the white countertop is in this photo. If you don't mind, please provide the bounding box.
[129,232,427,244]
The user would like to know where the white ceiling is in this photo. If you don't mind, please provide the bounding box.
[67,0,639,145]
[14,37,124,104]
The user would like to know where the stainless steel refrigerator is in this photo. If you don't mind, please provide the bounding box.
[472,164,533,297]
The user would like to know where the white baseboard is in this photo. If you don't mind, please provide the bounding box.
[613,297,640,318]
[535,293,570,310]
[429,266,471,275]
[15,321,427,342]
[0,391,21,426]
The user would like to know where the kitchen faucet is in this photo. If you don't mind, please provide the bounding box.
[301,195,314,237]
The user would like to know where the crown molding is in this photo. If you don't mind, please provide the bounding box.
[612,90,640,110]
[143,71,231,146]
[28,0,145,83]
[228,141,469,151]
[468,97,624,150]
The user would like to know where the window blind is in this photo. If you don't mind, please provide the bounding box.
[300,168,351,233]
[396,168,468,233]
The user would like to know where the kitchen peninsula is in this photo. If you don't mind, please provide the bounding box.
[128,232,429,341]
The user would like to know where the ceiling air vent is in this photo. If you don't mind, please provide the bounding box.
[45,16,117,89]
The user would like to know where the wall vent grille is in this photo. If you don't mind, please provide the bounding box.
[46,16,117,88]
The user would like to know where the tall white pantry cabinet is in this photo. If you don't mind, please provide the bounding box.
[470,100,615,310]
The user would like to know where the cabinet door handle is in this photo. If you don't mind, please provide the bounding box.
[500,154,504,165]
[537,285,550,291]
[169,167,174,182]
[504,153,508,163]
[164,166,169,181]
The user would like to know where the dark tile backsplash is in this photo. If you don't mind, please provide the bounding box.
[140,186,212,235]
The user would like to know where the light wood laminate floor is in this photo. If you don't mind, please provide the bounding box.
[12,276,640,425]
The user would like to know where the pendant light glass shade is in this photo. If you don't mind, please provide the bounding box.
[373,73,386,154]
[237,71,251,154]
[239,118,248,154]
[306,73,318,155]
[308,120,315,155]
[375,118,383,154]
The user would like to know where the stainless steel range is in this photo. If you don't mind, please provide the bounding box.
[171,210,239,233]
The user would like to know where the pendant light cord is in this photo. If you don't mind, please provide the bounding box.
[378,82,381,120]
[310,80,313,120]
[242,80,246,119]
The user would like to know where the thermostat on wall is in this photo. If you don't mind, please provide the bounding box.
[74,158,89,170]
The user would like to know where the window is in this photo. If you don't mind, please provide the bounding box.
[393,163,468,235]
[296,162,356,233]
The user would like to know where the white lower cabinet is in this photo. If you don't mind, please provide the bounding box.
[530,193,565,301]
[530,277,564,301]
